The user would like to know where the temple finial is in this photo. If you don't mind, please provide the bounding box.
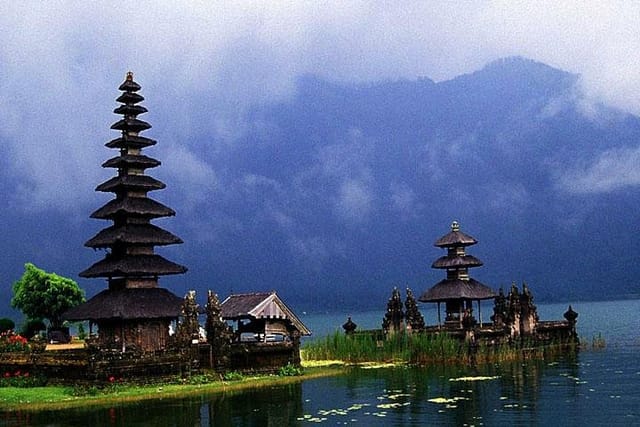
[126,71,133,81]
[451,220,460,232]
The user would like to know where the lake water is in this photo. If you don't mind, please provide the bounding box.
[2,299,639,426]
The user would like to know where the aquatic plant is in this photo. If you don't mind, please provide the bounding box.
[302,331,464,364]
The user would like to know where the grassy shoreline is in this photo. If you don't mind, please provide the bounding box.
[0,363,346,412]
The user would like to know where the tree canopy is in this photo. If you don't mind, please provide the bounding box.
[11,263,85,329]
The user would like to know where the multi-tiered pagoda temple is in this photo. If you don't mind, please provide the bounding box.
[65,72,187,352]
[419,221,495,328]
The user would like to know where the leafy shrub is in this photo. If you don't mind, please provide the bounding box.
[68,385,100,396]
[0,318,15,334]
[278,363,303,377]
[21,318,46,339]
[0,371,47,387]
[223,371,244,381]
[182,373,216,384]
[77,323,87,340]
[0,331,29,353]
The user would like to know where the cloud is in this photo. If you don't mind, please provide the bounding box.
[335,178,374,223]
[389,182,423,221]
[557,146,640,194]
[2,1,640,212]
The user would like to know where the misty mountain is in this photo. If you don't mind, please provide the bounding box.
[2,57,638,318]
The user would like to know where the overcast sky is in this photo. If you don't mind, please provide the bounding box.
[1,1,639,212]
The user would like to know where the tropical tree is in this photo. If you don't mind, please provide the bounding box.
[11,263,85,330]
[0,318,15,333]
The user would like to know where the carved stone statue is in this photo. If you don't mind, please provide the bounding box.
[507,282,521,339]
[404,288,425,332]
[382,287,404,334]
[205,290,232,370]
[491,287,507,327]
[519,282,539,335]
[176,290,200,347]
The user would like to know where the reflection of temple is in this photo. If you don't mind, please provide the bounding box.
[419,221,495,328]
[64,73,186,352]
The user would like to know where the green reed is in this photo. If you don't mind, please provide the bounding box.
[302,331,465,364]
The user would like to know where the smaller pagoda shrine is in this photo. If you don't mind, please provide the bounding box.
[419,221,495,328]
[64,72,187,353]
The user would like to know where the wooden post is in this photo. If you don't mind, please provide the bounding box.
[437,302,442,329]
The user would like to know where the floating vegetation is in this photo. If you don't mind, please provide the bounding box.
[428,396,469,404]
[377,402,410,409]
[449,375,500,382]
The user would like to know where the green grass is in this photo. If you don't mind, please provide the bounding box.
[0,367,343,412]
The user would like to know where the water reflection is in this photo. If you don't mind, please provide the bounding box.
[3,350,638,426]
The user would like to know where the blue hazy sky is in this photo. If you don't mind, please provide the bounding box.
[1,2,639,315]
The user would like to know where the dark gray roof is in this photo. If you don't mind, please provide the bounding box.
[96,175,166,193]
[110,118,151,133]
[80,254,187,278]
[432,254,483,269]
[63,287,182,321]
[102,155,160,169]
[85,224,183,248]
[114,104,147,116]
[118,75,141,92]
[220,292,311,335]
[419,278,496,302]
[434,230,478,248]
[105,135,157,149]
[116,92,144,104]
[90,197,175,219]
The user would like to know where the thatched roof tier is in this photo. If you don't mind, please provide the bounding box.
[85,223,183,248]
[105,135,157,149]
[114,104,148,116]
[110,117,151,133]
[434,230,478,247]
[432,254,483,269]
[221,292,311,336]
[82,71,186,290]
[63,288,182,321]
[116,92,144,104]
[96,175,166,193]
[118,76,142,92]
[80,254,187,278]
[419,278,495,302]
[90,197,175,219]
[102,154,160,169]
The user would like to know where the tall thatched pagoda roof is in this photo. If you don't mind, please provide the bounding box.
[63,288,182,321]
[434,220,478,248]
[419,221,495,304]
[419,278,495,302]
[80,71,186,280]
